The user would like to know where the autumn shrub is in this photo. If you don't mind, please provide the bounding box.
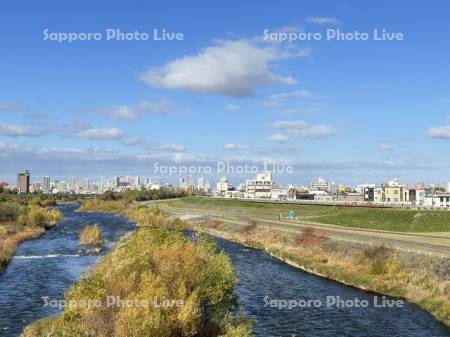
[239,220,257,234]
[25,222,252,336]
[79,224,103,245]
[208,219,222,229]
[294,227,329,247]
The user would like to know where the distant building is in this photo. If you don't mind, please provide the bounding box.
[424,193,450,208]
[17,170,30,194]
[215,177,230,197]
[310,177,330,192]
[69,176,78,192]
[246,172,273,198]
[447,182,450,193]
[197,177,211,193]
[363,187,375,202]
[42,176,50,193]
[271,188,288,200]
[81,179,89,193]
[180,176,194,191]
[55,181,67,193]
[374,179,409,204]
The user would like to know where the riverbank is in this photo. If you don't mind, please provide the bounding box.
[0,197,63,270]
[192,219,450,328]
[21,200,252,337]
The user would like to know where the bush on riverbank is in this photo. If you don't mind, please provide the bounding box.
[22,216,252,337]
[79,224,103,245]
[0,197,62,270]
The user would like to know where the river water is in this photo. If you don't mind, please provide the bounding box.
[0,206,449,337]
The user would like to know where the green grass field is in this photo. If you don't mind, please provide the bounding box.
[163,198,450,232]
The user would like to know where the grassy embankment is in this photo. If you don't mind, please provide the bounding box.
[168,198,450,232]
[0,194,62,269]
[22,198,252,337]
[192,215,450,327]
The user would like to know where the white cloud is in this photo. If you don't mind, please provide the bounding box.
[138,99,178,115]
[306,16,341,25]
[276,107,321,115]
[273,120,335,138]
[226,104,240,111]
[140,39,296,97]
[106,99,180,122]
[0,103,27,112]
[261,89,312,108]
[268,133,289,143]
[77,127,124,140]
[428,125,450,139]
[0,124,42,137]
[157,142,185,152]
[224,143,249,150]
[109,106,138,122]
[378,144,394,152]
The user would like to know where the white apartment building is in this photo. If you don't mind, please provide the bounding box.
[180,176,194,191]
[215,177,230,197]
[424,193,450,208]
[447,182,450,193]
[310,177,330,192]
[197,177,211,192]
[271,188,288,200]
[246,172,273,199]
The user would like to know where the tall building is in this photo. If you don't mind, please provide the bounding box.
[42,176,50,193]
[180,176,193,191]
[81,179,89,193]
[17,170,30,194]
[69,176,78,192]
[197,177,211,192]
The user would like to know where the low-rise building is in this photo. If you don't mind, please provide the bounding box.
[374,179,409,204]
[246,172,273,198]
[271,188,288,200]
[424,193,450,208]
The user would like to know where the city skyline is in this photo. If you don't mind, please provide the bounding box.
[1,1,450,184]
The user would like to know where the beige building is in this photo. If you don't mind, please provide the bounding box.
[215,177,230,197]
[246,172,273,198]
[17,170,30,194]
[374,179,409,204]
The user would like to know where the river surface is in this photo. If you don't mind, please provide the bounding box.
[0,206,449,337]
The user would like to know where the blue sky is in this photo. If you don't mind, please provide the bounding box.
[1,0,450,185]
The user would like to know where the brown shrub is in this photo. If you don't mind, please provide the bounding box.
[363,245,392,260]
[239,220,257,234]
[208,219,222,229]
[294,227,329,247]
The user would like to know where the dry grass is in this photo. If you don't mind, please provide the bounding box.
[79,224,103,245]
[0,227,44,268]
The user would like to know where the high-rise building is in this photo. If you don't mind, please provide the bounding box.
[17,170,30,194]
[180,176,193,190]
[81,179,89,193]
[197,177,211,192]
[69,176,78,192]
[42,176,50,193]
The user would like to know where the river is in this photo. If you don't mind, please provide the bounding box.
[0,206,449,337]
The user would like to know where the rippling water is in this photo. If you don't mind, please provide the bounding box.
[0,205,135,336]
[0,206,449,337]
[212,236,450,337]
